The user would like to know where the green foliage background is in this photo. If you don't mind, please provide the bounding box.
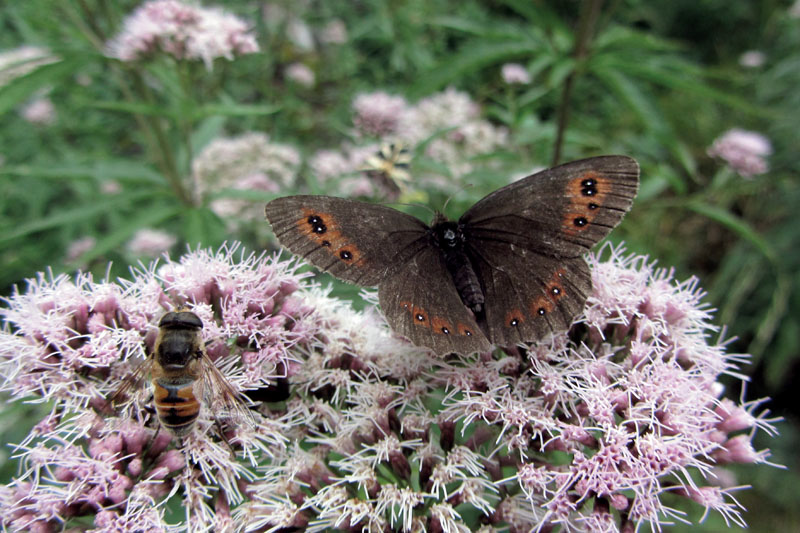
[0,0,798,530]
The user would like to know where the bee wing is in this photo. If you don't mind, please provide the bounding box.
[200,351,257,428]
[106,356,154,412]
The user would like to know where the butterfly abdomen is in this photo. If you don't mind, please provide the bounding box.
[446,251,484,314]
[433,220,485,315]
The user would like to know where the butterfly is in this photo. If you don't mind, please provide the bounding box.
[265,156,639,355]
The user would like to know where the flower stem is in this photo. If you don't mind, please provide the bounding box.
[552,0,604,166]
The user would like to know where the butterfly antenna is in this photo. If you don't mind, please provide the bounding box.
[382,202,435,217]
[442,183,474,214]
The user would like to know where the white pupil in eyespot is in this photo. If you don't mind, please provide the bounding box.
[444,229,456,240]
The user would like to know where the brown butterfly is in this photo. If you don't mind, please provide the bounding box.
[265,156,639,355]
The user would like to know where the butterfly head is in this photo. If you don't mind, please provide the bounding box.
[431,215,464,250]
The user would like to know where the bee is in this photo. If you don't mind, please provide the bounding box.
[110,308,254,436]
[362,142,413,198]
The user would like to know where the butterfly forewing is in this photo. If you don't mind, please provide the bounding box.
[461,156,639,258]
[379,245,491,355]
[265,196,428,286]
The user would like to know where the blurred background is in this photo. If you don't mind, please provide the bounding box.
[0,1,797,530]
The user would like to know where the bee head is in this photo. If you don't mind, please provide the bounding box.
[159,310,204,330]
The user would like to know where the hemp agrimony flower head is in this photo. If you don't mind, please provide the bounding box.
[191,132,301,224]
[0,244,777,531]
[707,128,772,178]
[0,244,321,531]
[315,88,509,200]
[238,245,775,532]
[107,0,259,69]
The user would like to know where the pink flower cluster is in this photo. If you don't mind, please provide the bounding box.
[501,63,531,84]
[192,132,301,223]
[20,96,56,126]
[126,227,177,257]
[0,244,777,531]
[238,246,776,532]
[707,128,772,178]
[312,88,509,198]
[107,0,259,69]
[352,91,410,137]
[0,244,318,531]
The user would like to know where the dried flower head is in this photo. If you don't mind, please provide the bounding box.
[0,244,777,531]
[108,0,259,69]
[707,128,772,178]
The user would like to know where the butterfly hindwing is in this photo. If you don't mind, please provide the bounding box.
[265,196,428,286]
[379,244,491,355]
[467,239,592,347]
[461,156,639,258]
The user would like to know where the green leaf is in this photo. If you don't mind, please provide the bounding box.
[547,58,575,89]
[0,161,165,185]
[182,207,227,248]
[212,189,281,202]
[591,67,667,133]
[0,191,154,245]
[0,57,81,114]
[499,0,569,33]
[192,103,282,119]
[427,16,494,37]
[86,100,177,117]
[602,57,774,117]
[686,201,776,262]
[594,26,683,53]
[68,204,182,267]
[410,40,541,97]
[191,116,227,154]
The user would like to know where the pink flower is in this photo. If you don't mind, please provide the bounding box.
[308,144,382,197]
[20,97,56,125]
[192,132,300,221]
[320,19,348,44]
[707,128,772,177]
[352,91,409,137]
[108,0,259,69]
[126,227,177,256]
[285,62,315,87]
[501,63,531,84]
[65,236,96,263]
[739,50,766,68]
[0,242,777,531]
[0,244,324,530]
